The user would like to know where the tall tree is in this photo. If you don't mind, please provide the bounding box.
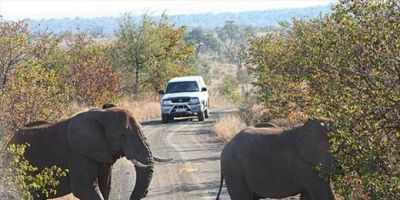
[185,27,219,58]
[217,21,250,93]
[111,13,195,94]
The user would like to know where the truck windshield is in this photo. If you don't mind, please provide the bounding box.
[166,81,199,93]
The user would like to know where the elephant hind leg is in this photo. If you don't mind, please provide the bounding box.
[300,191,312,200]
[225,174,254,200]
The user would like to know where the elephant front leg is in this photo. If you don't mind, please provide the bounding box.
[300,191,312,200]
[68,154,105,200]
[304,177,335,200]
[98,165,113,200]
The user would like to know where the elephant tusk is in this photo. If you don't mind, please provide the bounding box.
[130,159,151,168]
[153,156,173,162]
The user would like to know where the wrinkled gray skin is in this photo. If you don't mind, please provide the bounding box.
[217,118,335,200]
[9,107,168,200]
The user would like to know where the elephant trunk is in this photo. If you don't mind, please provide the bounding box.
[129,143,154,200]
[130,164,154,200]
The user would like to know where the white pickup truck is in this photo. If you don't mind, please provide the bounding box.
[158,76,209,123]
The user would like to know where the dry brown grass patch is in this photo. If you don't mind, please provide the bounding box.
[270,111,308,128]
[65,93,160,122]
[213,114,246,143]
[209,95,234,109]
[118,94,160,122]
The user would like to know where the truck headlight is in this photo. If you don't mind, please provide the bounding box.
[162,100,173,106]
[189,98,199,104]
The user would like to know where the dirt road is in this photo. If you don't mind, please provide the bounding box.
[58,108,300,200]
[109,108,232,200]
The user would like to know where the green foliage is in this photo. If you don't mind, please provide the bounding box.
[248,0,399,198]
[0,144,68,199]
[217,21,247,66]
[185,27,220,58]
[111,13,196,94]
[219,75,240,103]
[0,19,51,90]
[217,21,251,93]
[0,60,70,132]
[64,34,120,106]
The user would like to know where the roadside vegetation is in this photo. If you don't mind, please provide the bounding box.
[214,0,399,199]
[0,0,398,199]
[0,14,194,198]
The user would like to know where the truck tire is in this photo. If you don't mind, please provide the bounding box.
[198,112,205,121]
[204,109,209,118]
[162,114,170,123]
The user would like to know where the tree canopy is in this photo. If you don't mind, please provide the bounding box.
[111,13,196,94]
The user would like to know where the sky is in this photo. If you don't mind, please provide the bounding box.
[0,0,334,20]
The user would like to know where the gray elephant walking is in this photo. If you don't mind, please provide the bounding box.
[216,118,335,200]
[9,106,172,200]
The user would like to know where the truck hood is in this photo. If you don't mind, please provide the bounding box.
[162,92,200,100]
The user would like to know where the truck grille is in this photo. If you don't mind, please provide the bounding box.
[170,97,190,103]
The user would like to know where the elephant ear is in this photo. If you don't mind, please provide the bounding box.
[295,118,330,166]
[67,110,113,164]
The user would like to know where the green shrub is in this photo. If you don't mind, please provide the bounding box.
[0,144,68,199]
[0,60,70,134]
[248,0,399,198]
[219,74,240,103]
[65,34,120,106]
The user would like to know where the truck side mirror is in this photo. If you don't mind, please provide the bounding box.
[158,90,165,94]
[201,87,207,92]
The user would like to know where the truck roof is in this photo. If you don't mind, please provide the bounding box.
[168,76,204,83]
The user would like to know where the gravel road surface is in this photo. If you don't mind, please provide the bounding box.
[109,108,232,200]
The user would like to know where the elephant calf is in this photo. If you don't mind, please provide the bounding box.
[217,118,335,200]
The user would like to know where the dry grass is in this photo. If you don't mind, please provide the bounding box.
[213,114,246,143]
[209,95,234,109]
[270,111,308,128]
[65,93,161,122]
[238,101,266,126]
[118,94,160,122]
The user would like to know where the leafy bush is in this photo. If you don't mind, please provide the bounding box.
[65,34,120,106]
[218,74,240,103]
[248,0,399,198]
[0,144,68,199]
[0,60,70,134]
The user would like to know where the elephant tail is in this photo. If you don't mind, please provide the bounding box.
[216,172,224,200]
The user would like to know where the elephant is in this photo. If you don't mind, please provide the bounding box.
[253,122,279,128]
[8,106,172,200]
[102,103,116,109]
[216,118,335,200]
